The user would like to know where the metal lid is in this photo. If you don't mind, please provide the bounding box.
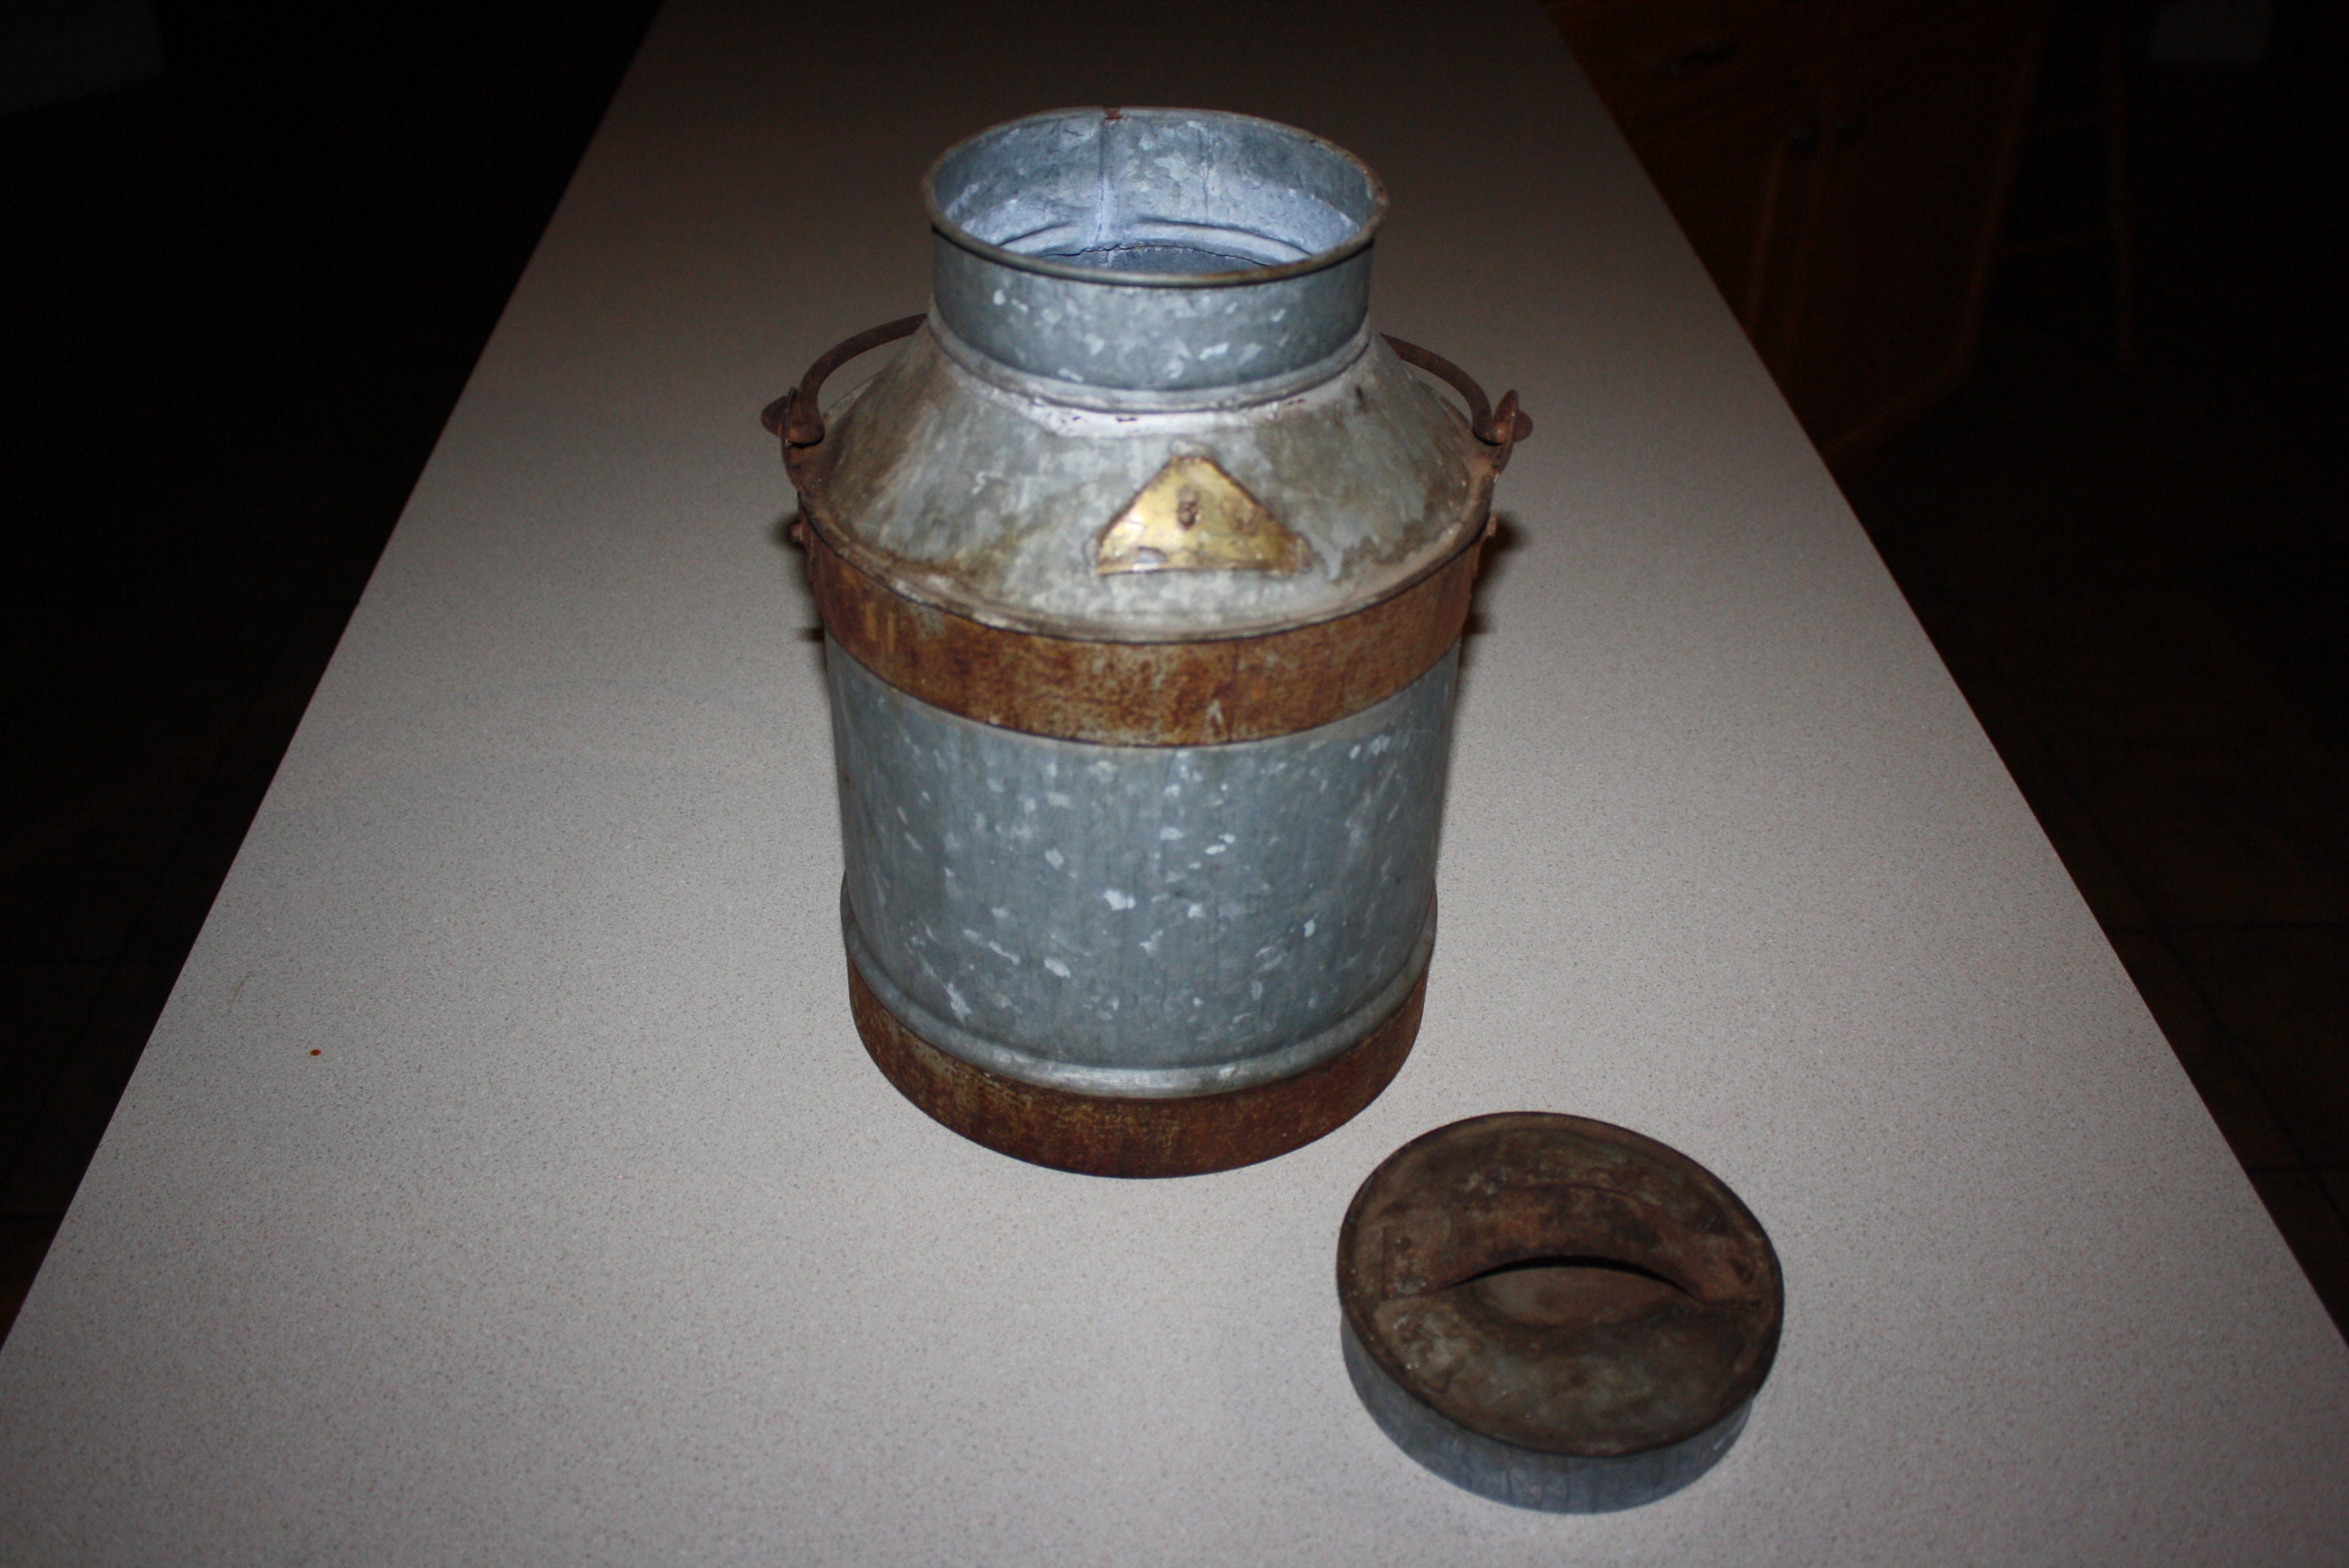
[1337,1113,1783,1511]
[923,108,1386,395]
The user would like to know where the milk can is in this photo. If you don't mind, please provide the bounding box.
[765,108,1531,1177]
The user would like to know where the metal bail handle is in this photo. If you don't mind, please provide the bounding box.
[760,313,928,452]
[1380,336,1535,469]
[762,318,1534,468]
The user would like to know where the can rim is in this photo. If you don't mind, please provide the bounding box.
[921,106,1389,289]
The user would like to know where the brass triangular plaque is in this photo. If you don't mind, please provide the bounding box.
[1094,454,1310,575]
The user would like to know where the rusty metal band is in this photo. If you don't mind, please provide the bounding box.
[802,526,1486,746]
[847,952,1424,1179]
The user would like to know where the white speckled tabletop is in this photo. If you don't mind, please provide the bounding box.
[3,1,2345,1561]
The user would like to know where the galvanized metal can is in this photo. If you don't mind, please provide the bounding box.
[764,108,1532,1176]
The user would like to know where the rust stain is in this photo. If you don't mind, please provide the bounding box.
[848,957,1424,1179]
[802,526,1482,746]
[1338,1113,1783,1458]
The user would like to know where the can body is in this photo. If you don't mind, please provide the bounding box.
[832,646,1456,1099]
[776,108,1527,1175]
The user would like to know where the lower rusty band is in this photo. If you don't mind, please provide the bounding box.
[802,525,1485,746]
[847,954,1425,1179]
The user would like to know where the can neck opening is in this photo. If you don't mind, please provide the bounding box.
[926,108,1384,286]
[923,108,1385,395]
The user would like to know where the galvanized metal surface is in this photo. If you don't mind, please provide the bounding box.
[926,108,1384,392]
[805,321,1491,640]
[1337,1113,1783,1511]
[768,108,1532,1179]
[848,957,1426,1179]
[800,522,1484,745]
[830,645,1456,1097]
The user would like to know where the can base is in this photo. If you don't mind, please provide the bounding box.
[845,954,1423,1178]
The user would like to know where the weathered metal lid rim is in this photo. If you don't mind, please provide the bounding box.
[1337,1113,1783,1461]
[923,107,1387,289]
[1340,1319,1753,1513]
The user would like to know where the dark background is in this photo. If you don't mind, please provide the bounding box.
[2,0,2344,1339]
[1,0,667,1328]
